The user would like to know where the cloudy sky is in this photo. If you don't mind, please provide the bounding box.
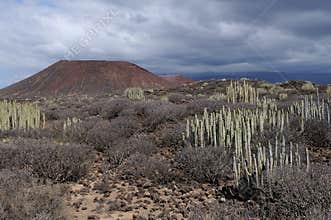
[0,0,330,88]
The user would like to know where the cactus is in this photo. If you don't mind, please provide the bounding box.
[0,100,44,131]
[184,91,329,189]
[327,85,331,96]
[209,80,259,104]
[124,87,145,100]
[62,117,82,140]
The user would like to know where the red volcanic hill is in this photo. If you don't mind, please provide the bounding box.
[160,74,194,87]
[0,60,189,97]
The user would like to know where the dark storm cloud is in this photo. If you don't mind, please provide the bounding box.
[0,0,330,87]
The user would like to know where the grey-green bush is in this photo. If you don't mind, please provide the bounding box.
[0,170,66,220]
[0,139,93,183]
[176,147,232,184]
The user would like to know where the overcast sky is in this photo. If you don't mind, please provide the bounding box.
[0,0,330,88]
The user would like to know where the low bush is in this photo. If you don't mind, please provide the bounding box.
[84,100,105,116]
[259,165,331,219]
[101,99,132,120]
[63,118,98,143]
[86,119,113,151]
[176,147,232,184]
[189,201,259,220]
[106,134,157,167]
[218,165,331,219]
[303,119,331,148]
[43,107,62,120]
[301,81,315,92]
[160,123,186,149]
[258,82,274,89]
[87,116,141,151]
[120,153,174,184]
[0,139,93,182]
[142,102,187,131]
[0,127,56,140]
[186,99,224,115]
[44,104,88,121]
[269,85,286,95]
[0,170,66,220]
[168,93,190,104]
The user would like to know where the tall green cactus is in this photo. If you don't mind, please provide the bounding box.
[210,80,260,104]
[124,87,145,100]
[185,91,329,188]
[0,100,45,131]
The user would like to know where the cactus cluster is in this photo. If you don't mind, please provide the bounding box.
[185,90,330,188]
[327,85,331,95]
[185,102,287,150]
[124,87,145,100]
[233,138,310,187]
[0,100,45,131]
[63,117,81,131]
[287,94,330,131]
[210,81,259,104]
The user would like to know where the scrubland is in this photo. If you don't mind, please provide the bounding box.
[0,79,330,220]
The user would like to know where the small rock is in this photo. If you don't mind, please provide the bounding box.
[143,182,153,189]
[87,215,100,220]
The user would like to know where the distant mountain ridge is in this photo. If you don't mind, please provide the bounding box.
[183,72,331,84]
[0,60,192,98]
[159,74,194,87]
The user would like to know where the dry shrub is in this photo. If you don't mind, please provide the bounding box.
[160,123,186,149]
[44,103,88,120]
[168,93,190,104]
[86,119,113,150]
[186,99,223,115]
[109,116,140,140]
[141,102,187,131]
[0,127,55,141]
[303,206,331,220]
[101,99,132,120]
[86,116,140,151]
[0,170,66,220]
[189,201,259,220]
[217,165,331,219]
[301,81,315,92]
[120,153,174,184]
[303,119,331,148]
[84,101,104,117]
[63,117,98,143]
[0,142,19,170]
[176,147,232,184]
[106,134,157,167]
[260,165,331,219]
[0,139,93,183]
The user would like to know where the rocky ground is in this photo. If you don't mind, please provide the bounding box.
[65,153,219,220]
